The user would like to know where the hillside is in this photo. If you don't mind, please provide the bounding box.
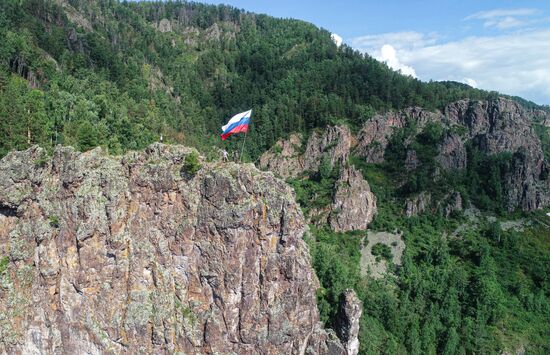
[1,0,536,159]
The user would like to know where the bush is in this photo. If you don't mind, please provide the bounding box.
[0,256,8,274]
[48,215,60,228]
[371,243,393,261]
[182,151,202,178]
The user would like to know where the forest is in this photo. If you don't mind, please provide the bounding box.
[1,0,535,159]
[0,1,549,354]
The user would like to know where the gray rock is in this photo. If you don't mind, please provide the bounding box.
[259,133,305,179]
[304,126,353,172]
[436,133,467,170]
[405,150,419,171]
[335,289,362,355]
[330,166,377,232]
[405,192,431,217]
[0,144,343,354]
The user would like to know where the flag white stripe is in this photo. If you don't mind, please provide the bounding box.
[221,110,252,132]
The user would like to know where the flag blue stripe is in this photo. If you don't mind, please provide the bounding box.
[222,117,250,134]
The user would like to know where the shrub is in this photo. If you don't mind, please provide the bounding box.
[0,256,8,274]
[371,243,393,262]
[48,215,60,228]
[182,151,202,178]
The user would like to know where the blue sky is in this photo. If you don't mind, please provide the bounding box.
[196,0,550,104]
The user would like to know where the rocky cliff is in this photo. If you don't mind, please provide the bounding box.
[261,98,550,215]
[260,127,377,232]
[0,144,347,354]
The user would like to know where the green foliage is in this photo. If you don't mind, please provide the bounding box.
[308,209,550,354]
[0,2,548,353]
[289,155,339,216]
[76,121,99,152]
[0,0,522,160]
[461,147,514,213]
[175,298,197,326]
[371,243,392,262]
[48,215,59,228]
[305,227,363,327]
[33,150,49,167]
[182,151,202,178]
[535,124,550,162]
[0,256,8,274]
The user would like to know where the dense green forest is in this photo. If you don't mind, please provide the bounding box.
[308,210,550,354]
[2,0,538,159]
[302,156,550,353]
[1,1,549,354]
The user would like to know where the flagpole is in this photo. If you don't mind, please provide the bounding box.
[239,131,247,162]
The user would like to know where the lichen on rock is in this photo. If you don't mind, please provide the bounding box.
[0,144,344,354]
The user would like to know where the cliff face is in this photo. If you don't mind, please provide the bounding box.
[355,98,550,212]
[260,127,377,232]
[0,144,344,354]
[261,98,549,215]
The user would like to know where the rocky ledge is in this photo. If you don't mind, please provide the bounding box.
[0,144,351,354]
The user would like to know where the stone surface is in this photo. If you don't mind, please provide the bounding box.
[358,98,550,212]
[436,133,467,170]
[404,150,419,171]
[405,192,431,217]
[259,133,305,179]
[259,127,377,232]
[442,191,463,217]
[0,144,344,354]
[304,126,353,172]
[156,18,172,32]
[335,290,362,355]
[355,107,440,163]
[330,166,377,232]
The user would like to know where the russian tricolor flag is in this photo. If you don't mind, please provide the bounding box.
[221,110,252,140]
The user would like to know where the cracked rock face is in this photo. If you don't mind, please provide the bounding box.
[304,126,353,172]
[355,107,440,164]
[330,166,377,232]
[260,127,377,232]
[259,133,305,180]
[335,290,362,355]
[356,98,550,212]
[0,144,343,354]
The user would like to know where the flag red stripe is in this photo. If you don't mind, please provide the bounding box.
[221,123,249,140]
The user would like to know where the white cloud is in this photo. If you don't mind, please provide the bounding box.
[465,8,538,20]
[379,44,417,77]
[331,33,343,47]
[463,78,478,88]
[465,8,541,30]
[351,31,438,52]
[350,29,550,104]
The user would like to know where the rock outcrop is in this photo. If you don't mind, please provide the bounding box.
[330,166,377,232]
[260,126,377,232]
[404,192,431,217]
[436,133,467,170]
[0,144,345,354]
[304,126,353,172]
[444,98,550,211]
[355,98,550,212]
[335,290,362,355]
[259,133,305,179]
[355,107,440,163]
